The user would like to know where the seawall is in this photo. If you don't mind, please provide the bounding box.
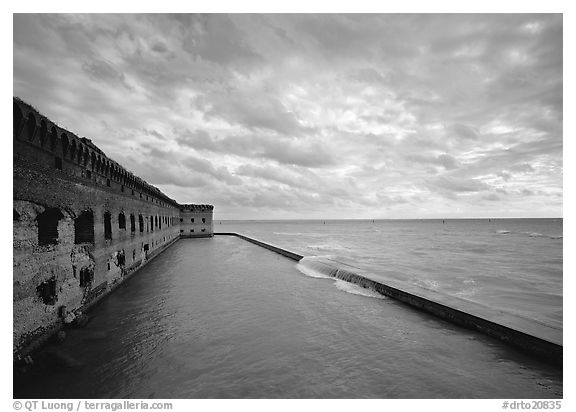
[215,232,562,366]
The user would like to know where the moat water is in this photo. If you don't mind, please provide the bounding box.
[15,235,562,398]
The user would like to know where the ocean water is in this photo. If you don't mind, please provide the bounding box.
[218,219,563,329]
[14,236,562,398]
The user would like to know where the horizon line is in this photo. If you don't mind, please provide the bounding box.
[213,217,563,221]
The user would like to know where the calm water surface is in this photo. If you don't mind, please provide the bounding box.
[15,236,562,398]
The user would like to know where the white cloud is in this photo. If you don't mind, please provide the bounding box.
[13,14,563,218]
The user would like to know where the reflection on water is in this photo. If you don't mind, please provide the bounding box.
[14,237,562,399]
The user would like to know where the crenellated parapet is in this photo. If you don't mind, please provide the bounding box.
[179,204,214,212]
[13,97,179,208]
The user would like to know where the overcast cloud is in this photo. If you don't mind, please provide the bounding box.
[13,14,562,219]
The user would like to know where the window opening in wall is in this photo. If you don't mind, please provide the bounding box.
[132,189,135,195]
[117,250,125,266]
[40,121,48,146]
[37,208,64,246]
[150,216,154,232]
[79,268,94,288]
[144,244,149,251]
[202,218,206,223]
[139,215,144,233]
[74,210,94,244]
[180,218,183,222]
[191,229,194,233]
[104,211,112,240]
[86,170,92,179]
[55,157,62,170]
[118,212,126,230]
[180,230,183,233]
[201,228,206,232]
[121,185,125,192]
[106,179,111,187]
[140,193,142,198]
[14,102,23,138]
[130,214,135,233]
[191,218,194,223]
[36,277,57,305]
[133,249,136,261]
[50,128,57,151]
[27,114,37,141]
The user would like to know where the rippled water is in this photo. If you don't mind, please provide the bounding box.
[15,236,562,398]
[218,219,563,329]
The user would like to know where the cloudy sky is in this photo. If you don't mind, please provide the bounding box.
[13,14,562,219]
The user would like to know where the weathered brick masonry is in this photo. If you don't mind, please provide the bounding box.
[13,97,214,359]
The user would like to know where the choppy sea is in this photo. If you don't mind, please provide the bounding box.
[218,218,563,329]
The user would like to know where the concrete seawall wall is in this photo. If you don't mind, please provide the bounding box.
[215,232,562,366]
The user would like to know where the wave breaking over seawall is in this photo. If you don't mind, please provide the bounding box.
[296,256,385,299]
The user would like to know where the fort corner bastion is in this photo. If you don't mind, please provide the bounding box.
[13,97,214,360]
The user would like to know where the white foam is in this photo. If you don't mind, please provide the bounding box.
[334,279,386,299]
[296,262,333,279]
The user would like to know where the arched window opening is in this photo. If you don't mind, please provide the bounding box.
[14,102,23,139]
[70,140,77,160]
[36,277,57,305]
[27,113,36,141]
[61,134,69,157]
[118,212,126,230]
[49,127,57,151]
[37,208,64,246]
[39,120,48,146]
[202,218,206,224]
[150,216,154,232]
[104,211,112,240]
[79,268,94,288]
[191,218,195,223]
[74,210,94,244]
[139,215,144,233]
[130,214,135,233]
